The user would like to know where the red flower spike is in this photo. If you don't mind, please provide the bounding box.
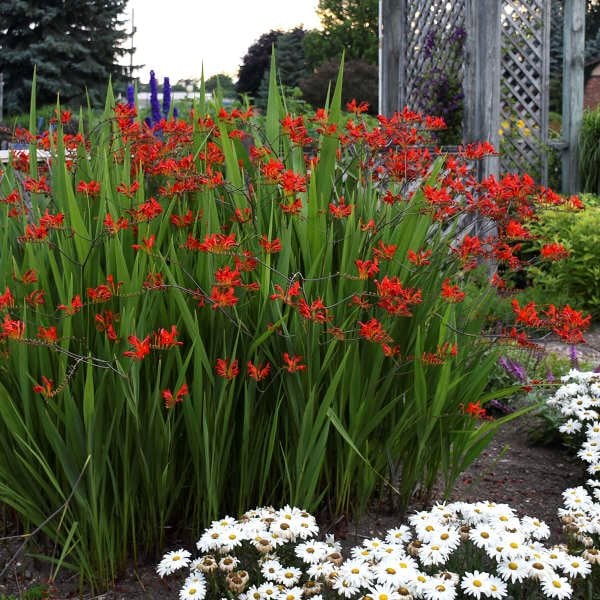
[282,353,306,373]
[270,281,301,305]
[1,314,25,339]
[441,278,465,303]
[76,180,101,196]
[153,325,183,349]
[540,242,570,261]
[0,287,15,310]
[355,258,379,280]
[215,358,239,380]
[210,286,239,309]
[37,326,58,343]
[298,297,330,323]
[329,196,353,219]
[33,376,55,398]
[132,235,155,253]
[163,383,189,409]
[259,235,282,254]
[358,318,393,344]
[247,361,271,382]
[123,335,151,360]
[58,295,83,315]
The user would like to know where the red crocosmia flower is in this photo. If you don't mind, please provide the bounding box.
[129,197,163,222]
[282,353,306,373]
[382,343,401,358]
[545,304,591,344]
[76,180,101,196]
[210,286,238,309]
[1,188,21,205]
[540,242,570,261]
[261,158,285,183]
[270,280,301,305]
[490,273,506,289]
[20,269,38,284]
[360,218,377,232]
[407,248,432,266]
[462,401,488,420]
[346,98,370,114]
[162,383,189,409]
[234,250,258,272]
[103,213,129,235]
[39,209,64,229]
[153,325,183,349]
[215,357,239,380]
[372,241,397,261]
[116,181,140,198]
[24,176,51,194]
[19,223,49,243]
[504,219,531,239]
[355,258,379,280]
[441,278,465,303]
[37,325,58,343]
[87,284,112,303]
[1,314,25,339]
[280,170,307,195]
[215,265,241,287]
[349,294,371,310]
[358,318,392,344]
[0,287,15,310]
[298,297,330,323]
[197,233,237,253]
[231,208,252,223]
[327,326,345,341]
[328,196,353,218]
[247,361,271,381]
[143,271,165,289]
[453,235,483,262]
[123,335,151,360]
[511,299,541,327]
[259,235,282,254]
[280,197,303,215]
[33,376,55,398]
[170,210,194,228]
[58,295,83,315]
[25,289,45,306]
[132,235,155,253]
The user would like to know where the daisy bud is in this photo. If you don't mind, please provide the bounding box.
[302,580,322,597]
[226,570,249,593]
[326,551,343,566]
[583,548,600,565]
[460,525,470,542]
[198,555,217,573]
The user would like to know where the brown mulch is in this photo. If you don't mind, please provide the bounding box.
[1,329,599,599]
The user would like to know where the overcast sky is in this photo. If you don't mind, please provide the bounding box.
[121,0,321,84]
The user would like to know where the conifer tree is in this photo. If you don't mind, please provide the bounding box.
[0,0,128,115]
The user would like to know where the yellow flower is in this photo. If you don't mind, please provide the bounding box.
[501,120,510,129]
[498,129,504,136]
[516,119,525,129]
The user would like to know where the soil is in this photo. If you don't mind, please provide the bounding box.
[1,329,600,599]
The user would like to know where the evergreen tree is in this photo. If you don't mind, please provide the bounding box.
[0,0,128,115]
[303,0,378,70]
[236,29,283,98]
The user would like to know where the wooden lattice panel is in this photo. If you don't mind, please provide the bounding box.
[499,0,550,179]
[403,0,466,116]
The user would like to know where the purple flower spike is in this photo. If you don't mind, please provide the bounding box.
[126,84,135,109]
[162,77,171,118]
[149,70,161,126]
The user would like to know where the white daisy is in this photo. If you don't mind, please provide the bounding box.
[460,571,492,599]
[363,583,402,600]
[559,418,583,434]
[157,549,191,577]
[295,540,329,564]
[560,554,592,578]
[386,525,412,545]
[261,558,283,581]
[277,586,304,600]
[496,558,529,583]
[540,575,573,599]
[276,566,302,587]
[422,575,456,600]
[178,578,207,600]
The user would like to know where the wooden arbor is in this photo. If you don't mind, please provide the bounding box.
[379,0,585,193]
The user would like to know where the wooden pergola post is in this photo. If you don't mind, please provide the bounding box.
[378,0,403,116]
[562,0,585,194]
[463,0,502,180]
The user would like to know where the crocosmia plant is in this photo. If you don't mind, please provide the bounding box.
[0,62,590,585]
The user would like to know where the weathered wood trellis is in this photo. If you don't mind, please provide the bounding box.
[379,0,585,193]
